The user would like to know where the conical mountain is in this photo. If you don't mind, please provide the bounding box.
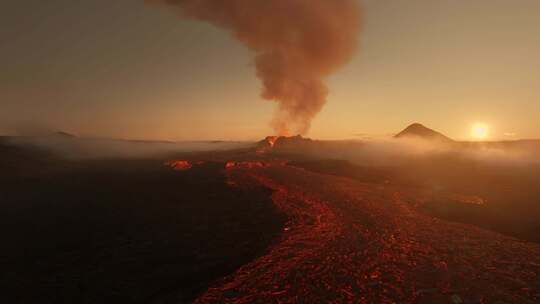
[395,123,453,142]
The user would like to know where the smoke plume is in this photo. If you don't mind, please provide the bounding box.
[149,0,361,135]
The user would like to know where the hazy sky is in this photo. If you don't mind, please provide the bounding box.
[2,0,539,140]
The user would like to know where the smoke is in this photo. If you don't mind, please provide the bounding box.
[149,0,361,135]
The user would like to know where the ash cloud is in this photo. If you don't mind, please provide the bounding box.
[149,0,361,135]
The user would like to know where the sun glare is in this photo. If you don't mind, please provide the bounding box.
[471,123,489,140]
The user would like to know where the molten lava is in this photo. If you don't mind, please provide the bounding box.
[256,136,280,154]
[194,163,540,304]
[165,160,193,171]
[267,136,279,147]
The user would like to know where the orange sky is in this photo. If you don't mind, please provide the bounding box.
[1,0,539,141]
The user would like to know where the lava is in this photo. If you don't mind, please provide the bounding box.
[165,160,206,171]
[194,163,540,303]
[256,136,280,154]
[267,136,279,148]
[166,160,192,171]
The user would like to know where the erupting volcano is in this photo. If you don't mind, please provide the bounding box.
[5,0,540,303]
[256,135,314,153]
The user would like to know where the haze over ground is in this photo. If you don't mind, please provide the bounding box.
[2,0,540,140]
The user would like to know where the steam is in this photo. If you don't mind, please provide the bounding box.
[7,136,251,159]
[305,137,540,166]
[149,0,361,135]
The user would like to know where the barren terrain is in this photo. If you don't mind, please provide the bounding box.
[193,162,540,303]
[2,136,540,303]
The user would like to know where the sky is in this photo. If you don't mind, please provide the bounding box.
[2,0,539,141]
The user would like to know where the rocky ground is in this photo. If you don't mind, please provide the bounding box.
[0,146,285,303]
[193,163,540,304]
[3,135,540,303]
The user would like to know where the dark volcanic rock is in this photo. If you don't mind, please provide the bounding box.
[274,135,312,149]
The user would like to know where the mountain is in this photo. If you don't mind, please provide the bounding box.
[394,123,453,142]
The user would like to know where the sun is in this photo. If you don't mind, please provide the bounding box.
[471,123,489,140]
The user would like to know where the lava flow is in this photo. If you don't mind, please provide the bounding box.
[165,160,193,171]
[165,160,207,171]
[192,162,540,304]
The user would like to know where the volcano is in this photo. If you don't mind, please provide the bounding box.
[257,135,313,153]
[395,123,453,142]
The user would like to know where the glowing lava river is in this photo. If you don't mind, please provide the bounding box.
[187,162,540,303]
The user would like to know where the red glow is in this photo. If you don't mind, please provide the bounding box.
[193,163,540,303]
[165,160,193,171]
[267,136,279,147]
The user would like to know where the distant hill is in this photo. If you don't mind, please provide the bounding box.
[53,131,77,138]
[395,123,453,142]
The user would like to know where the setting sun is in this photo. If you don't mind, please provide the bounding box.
[471,123,489,140]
